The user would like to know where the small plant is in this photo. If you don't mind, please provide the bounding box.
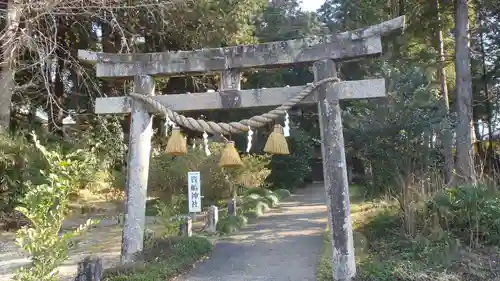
[217,214,248,234]
[244,187,273,197]
[426,185,500,247]
[264,194,280,207]
[275,189,291,200]
[155,195,185,236]
[12,133,97,281]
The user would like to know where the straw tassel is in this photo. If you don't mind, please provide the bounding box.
[264,124,290,155]
[166,127,187,156]
[219,141,243,168]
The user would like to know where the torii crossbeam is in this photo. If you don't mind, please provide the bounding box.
[79,15,405,281]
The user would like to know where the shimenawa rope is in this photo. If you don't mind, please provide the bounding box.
[129,77,340,135]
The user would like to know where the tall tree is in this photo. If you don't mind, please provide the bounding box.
[432,0,454,184]
[0,0,20,133]
[454,0,476,184]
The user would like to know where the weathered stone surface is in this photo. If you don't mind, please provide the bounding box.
[120,75,155,265]
[206,205,218,233]
[79,36,381,78]
[74,256,103,281]
[94,79,386,114]
[79,16,405,78]
[313,60,356,280]
[227,198,237,217]
[179,217,193,237]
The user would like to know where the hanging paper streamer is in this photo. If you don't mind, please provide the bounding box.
[283,111,290,137]
[164,116,175,136]
[164,118,170,137]
[203,131,211,156]
[246,126,253,153]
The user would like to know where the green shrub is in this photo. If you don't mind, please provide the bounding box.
[237,193,274,221]
[264,194,280,207]
[154,196,185,236]
[13,134,97,281]
[148,144,271,208]
[265,128,313,191]
[242,209,261,219]
[275,189,291,200]
[244,188,281,207]
[244,187,273,197]
[0,134,47,213]
[244,201,270,219]
[239,194,269,212]
[104,236,212,281]
[235,154,271,188]
[217,214,248,234]
[1,119,126,215]
[426,185,500,246]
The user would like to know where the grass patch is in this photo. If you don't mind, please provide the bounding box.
[316,229,333,281]
[103,236,212,281]
[316,185,500,281]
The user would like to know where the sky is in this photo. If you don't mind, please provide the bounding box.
[300,0,325,12]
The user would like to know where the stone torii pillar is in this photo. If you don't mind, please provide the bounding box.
[314,60,354,279]
[78,16,405,280]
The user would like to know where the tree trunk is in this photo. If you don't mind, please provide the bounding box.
[454,0,476,185]
[49,34,66,137]
[0,0,20,133]
[476,0,498,174]
[432,0,455,185]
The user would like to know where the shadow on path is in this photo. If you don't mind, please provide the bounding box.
[176,183,327,281]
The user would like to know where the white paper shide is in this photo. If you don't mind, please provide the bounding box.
[188,171,202,213]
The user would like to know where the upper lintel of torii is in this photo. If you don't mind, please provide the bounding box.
[78,16,405,79]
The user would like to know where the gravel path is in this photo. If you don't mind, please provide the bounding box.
[177,183,328,281]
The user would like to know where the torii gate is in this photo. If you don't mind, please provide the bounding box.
[79,16,405,281]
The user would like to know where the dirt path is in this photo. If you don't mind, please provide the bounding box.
[177,183,328,281]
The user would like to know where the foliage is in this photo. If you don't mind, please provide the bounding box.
[154,195,186,237]
[149,144,271,207]
[240,193,270,212]
[264,194,280,207]
[265,127,314,191]
[64,117,127,171]
[317,185,500,281]
[217,188,283,233]
[240,195,270,219]
[426,185,500,247]
[235,154,272,188]
[0,134,47,213]
[244,187,274,197]
[1,120,126,216]
[12,133,97,281]
[217,214,248,234]
[344,65,447,199]
[103,236,212,281]
[275,189,292,200]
